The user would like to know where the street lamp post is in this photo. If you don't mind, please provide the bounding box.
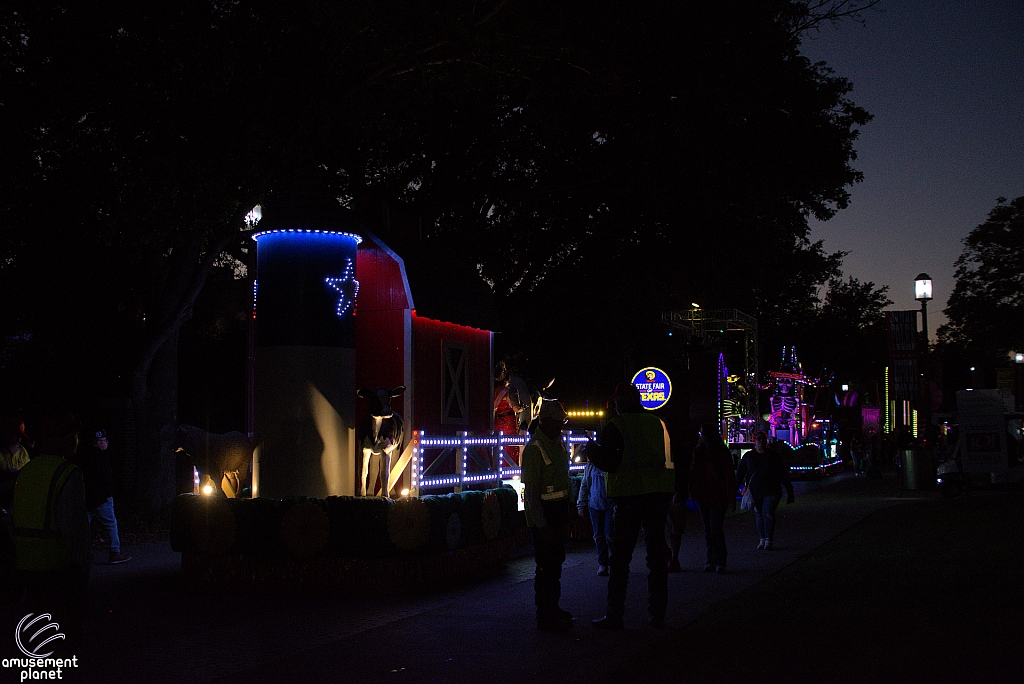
[914,273,933,346]
[914,273,933,450]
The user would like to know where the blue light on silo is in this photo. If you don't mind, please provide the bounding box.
[252,229,363,349]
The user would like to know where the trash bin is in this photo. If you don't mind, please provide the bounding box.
[902,448,936,490]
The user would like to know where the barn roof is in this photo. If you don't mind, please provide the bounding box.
[361,233,501,333]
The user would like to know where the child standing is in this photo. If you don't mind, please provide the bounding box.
[577,459,613,575]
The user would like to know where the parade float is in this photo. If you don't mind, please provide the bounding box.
[764,347,843,478]
[170,201,596,595]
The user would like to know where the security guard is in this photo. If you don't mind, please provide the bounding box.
[12,412,91,639]
[522,400,573,632]
[592,382,674,630]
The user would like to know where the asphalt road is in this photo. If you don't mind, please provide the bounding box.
[2,471,930,684]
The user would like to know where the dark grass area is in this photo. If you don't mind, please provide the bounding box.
[600,490,1024,684]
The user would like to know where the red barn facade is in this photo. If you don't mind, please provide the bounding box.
[355,233,496,493]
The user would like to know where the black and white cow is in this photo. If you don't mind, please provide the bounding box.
[357,386,406,497]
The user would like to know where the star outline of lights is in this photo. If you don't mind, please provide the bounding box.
[325,258,359,316]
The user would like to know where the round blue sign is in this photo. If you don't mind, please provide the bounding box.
[631,367,672,410]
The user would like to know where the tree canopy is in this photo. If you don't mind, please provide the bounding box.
[0,0,877,510]
[939,195,1024,365]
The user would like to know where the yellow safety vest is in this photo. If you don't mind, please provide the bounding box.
[605,413,675,498]
[521,431,570,527]
[12,455,79,571]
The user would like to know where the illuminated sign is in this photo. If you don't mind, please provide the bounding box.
[631,367,672,410]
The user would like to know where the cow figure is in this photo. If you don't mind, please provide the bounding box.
[357,386,406,498]
[174,426,261,497]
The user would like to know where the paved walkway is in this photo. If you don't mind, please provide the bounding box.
[17,471,932,683]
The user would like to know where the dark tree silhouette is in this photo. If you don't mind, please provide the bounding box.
[939,196,1024,364]
[0,0,875,511]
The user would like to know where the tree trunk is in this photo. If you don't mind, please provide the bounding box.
[131,329,180,514]
[127,227,240,515]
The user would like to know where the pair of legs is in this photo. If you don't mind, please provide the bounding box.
[754,494,780,546]
[88,497,122,555]
[588,506,613,568]
[698,501,728,569]
[605,492,671,623]
[360,448,394,497]
[667,495,687,569]
[531,500,569,625]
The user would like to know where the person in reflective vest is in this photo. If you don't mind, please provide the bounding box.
[521,400,573,632]
[12,412,91,642]
[592,381,674,630]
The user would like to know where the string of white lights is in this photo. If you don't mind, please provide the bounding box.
[251,228,363,244]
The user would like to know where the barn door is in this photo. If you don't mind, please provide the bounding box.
[441,340,469,425]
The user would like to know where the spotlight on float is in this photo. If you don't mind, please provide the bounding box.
[400,488,410,497]
[691,302,700,309]
[199,473,217,496]
[1014,352,1024,364]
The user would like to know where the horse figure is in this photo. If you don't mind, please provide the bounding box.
[357,386,406,497]
[174,426,260,497]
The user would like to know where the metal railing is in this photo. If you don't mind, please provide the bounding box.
[411,429,594,495]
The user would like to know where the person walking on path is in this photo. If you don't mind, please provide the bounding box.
[522,400,574,632]
[689,421,736,573]
[12,412,92,645]
[667,435,691,573]
[590,382,675,630]
[577,457,613,576]
[735,431,794,551]
[73,428,132,564]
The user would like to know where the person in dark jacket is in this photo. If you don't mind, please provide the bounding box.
[736,431,794,550]
[667,441,690,573]
[73,428,131,564]
[688,421,735,573]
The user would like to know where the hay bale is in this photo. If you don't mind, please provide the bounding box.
[280,501,330,558]
[387,498,430,551]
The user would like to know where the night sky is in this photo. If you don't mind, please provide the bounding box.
[801,0,1024,336]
